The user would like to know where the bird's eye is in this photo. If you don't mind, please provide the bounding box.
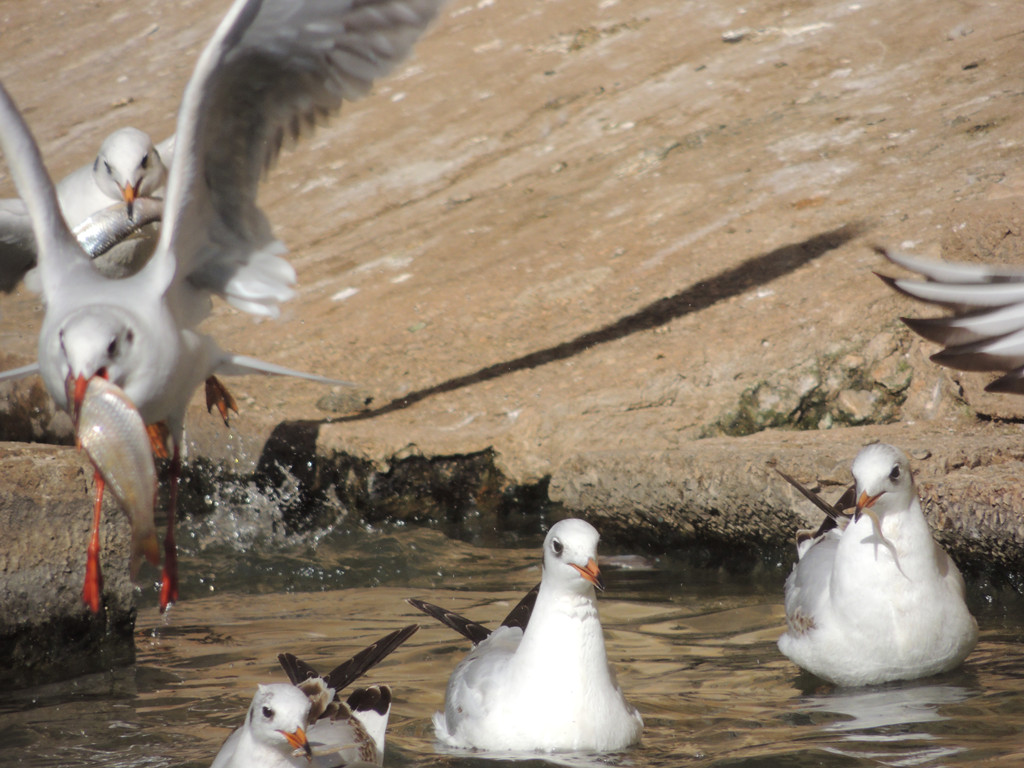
[889,465,901,482]
[107,337,118,357]
[552,538,563,556]
[261,705,274,719]
[140,153,149,169]
[104,161,112,175]
[125,329,134,344]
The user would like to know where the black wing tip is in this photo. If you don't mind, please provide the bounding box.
[874,271,899,289]
[406,596,493,644]
[773,466,841,521]
[500,584,540,632]
[985,372,1024,394]
[322,623,421,693]
[277,651,319,684]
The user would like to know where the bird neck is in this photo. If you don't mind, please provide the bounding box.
[846,497,942,580]
[513,583,607,674]
[234,727,290,768]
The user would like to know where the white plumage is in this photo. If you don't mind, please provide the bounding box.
[778,443,977,686]
[0,128,171,286]
[412,518,644,753]
[0,0,443,611]
[212,625,418,768]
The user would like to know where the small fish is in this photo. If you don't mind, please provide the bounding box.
[77,377,160,579]
[72,197,163,259]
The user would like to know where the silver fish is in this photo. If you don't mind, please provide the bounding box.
[77,377,159,579]
[72,197,163,258]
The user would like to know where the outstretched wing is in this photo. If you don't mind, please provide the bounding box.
[0,83,94,303]
[878,246,1024,393]
[154,0,445,318]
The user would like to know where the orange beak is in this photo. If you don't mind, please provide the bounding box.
[854,490,882,521]
[67,371,109,434]
[73,374,89,416]
[122,182,138,219]
[280,726,312,760]
[854,489,885,535]
[570,557,605,591]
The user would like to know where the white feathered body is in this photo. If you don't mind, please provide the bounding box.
[779,497,977,686]
[436,586,643,752]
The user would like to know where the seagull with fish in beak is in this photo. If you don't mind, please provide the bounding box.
[777,443,977,686]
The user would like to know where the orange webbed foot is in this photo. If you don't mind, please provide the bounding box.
[146,422,171,459]
[205,376,238,426]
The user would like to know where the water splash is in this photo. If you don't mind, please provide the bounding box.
[181,462,340,553]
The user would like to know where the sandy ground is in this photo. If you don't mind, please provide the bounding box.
[1,0,1024,569]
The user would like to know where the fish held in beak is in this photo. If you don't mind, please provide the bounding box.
[281,725,312,760]
[854,490,882,525]
[77,377,160,578]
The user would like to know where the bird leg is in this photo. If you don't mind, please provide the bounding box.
[159,443,180,612]
[82,471,106,613]
[205,375,238,426]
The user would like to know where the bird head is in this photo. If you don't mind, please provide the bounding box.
[851,443,916,530]
[247,684,313,759]
[92,127,167,218]
[542,518,605,593]
[52,306,140,420]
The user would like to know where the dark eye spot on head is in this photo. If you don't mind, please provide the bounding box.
[889,464,901,483]
[262,705,273,719]
[552,538,563,556]
[107,337,118,357]
[104,161,112,175]
[140,153,149,169]
[125,329,134,344]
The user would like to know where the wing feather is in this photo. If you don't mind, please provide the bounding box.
[154,0,444,318]
[878,247,1024,387]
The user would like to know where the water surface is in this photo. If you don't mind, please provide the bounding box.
[1,517,1022,767]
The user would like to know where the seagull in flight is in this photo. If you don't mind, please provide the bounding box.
[0,0,444,612]
[777,443,977,686]
[408,518,644,753]
[211,624,418,768]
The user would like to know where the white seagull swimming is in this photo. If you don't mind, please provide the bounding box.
[0,0,443,613]
[408,518,644,753]
[878,246,1024,394]
[777,443,978,687]
[211,624,418,768]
